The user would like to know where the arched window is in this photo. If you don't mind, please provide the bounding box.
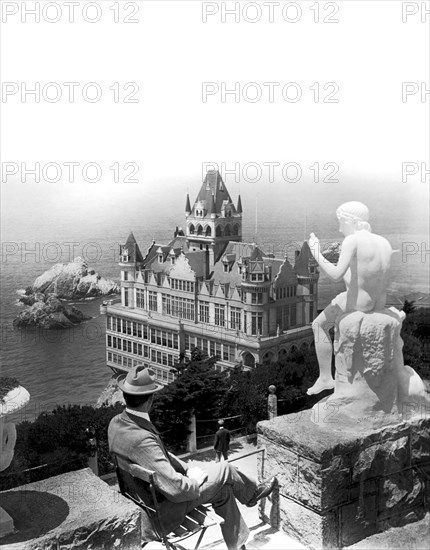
[263,351,274,363]
[205,226,212,237]
[224,224,231,237]
[197,224,203,236]
[189,224,195,235]
[216,226,223,237]
[232,224,239,235]
[242,352,255,368]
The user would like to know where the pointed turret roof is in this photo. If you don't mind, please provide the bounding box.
[207,193,216,215]
[237,195,242,214]
[123,232,144,263]
[185,193,191,213]
[194,170,233,215]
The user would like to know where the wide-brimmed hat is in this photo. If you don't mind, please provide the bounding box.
[117,365,164,395]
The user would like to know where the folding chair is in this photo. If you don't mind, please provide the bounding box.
[115,455,223,550]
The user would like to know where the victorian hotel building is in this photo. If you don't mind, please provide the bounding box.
[102,170,319,385]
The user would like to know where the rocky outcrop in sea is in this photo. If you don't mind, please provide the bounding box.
[96,376,125,408]
[14,294,91,329]
[322,242,341,263]
[29,257,119,299]
[14,258,119,329]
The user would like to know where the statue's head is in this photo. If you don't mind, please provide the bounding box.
[336,201,371,232]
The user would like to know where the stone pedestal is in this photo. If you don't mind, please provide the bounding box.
[258,410,430,549]
[312,308,429,431]
[0,468,142,549]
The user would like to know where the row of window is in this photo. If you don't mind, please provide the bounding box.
[107,316,180,351]
[276,303,298,330]
[275,286,297,300]
[162,295,195,320]
[152,367,176,383]
[107,343,178,368]
[107,352,176,383]
[170,278,195,293]
[132,286,300,313]
[150,329,179,349]
[150,349,176,367]
[107,316,149,340]
[198,302,241,329]
[184,335,236,362]
[108,352,139,368]
[250,273,265,282]
[107,335,150,357]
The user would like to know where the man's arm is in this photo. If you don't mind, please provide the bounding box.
[132,434,200,503]
[167,452,188,475]
[309,233,357,282]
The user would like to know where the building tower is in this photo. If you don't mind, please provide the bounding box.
[118,232,143,308]
[185,170,242,265]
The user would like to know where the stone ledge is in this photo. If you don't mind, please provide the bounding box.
[258,410,430,548]
[0,468,142,550]
[346,512,430,549]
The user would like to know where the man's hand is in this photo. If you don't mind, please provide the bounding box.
[187,466,208,486]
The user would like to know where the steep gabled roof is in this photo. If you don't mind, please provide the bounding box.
[185,194,191,213]
[194,170,234,215]
[206,193,216,215]
[167,236,190,252]
[123,232,144,263]
[185,250,207,278]
[237,195,242,213]
[250,247,264,261]
[294,241,317,277]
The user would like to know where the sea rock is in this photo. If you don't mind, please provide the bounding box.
[96,377,125,408]
[30,257,119,299]
[322,242,341,263]
[13,294,91,330]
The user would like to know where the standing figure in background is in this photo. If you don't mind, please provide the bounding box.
[307,201,393,395]
[214,419,230,462]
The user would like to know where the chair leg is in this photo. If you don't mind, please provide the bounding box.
[193,526,207,550]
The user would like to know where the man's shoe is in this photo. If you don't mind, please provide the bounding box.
[246,477,277,507]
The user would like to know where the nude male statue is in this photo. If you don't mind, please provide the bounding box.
[307,201,393,395]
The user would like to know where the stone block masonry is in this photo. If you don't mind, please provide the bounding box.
[0,468,142,550]
[257,409,430,549]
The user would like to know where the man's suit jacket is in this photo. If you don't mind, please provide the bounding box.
[108,410,200,534]
[214,427,230,452]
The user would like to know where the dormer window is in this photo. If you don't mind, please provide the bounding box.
[158,254,163,263]
[224,264,228,273]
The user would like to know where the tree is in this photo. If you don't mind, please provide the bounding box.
[402,300,416,314]
[401,307,430,380]
[150,348,230,450]
[1,403,124,490]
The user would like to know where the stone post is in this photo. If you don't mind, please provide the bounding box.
[86,426,98,477]
[268,385,277,420]
[187,412,197,453]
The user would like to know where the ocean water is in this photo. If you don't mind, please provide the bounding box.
[1,179,428,421]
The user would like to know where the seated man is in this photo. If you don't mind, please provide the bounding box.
[108,365,276,550]
[307,201,393,395]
